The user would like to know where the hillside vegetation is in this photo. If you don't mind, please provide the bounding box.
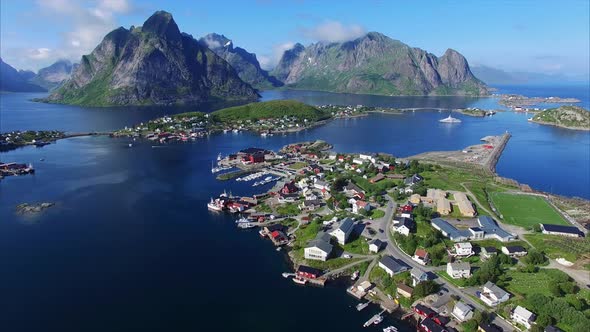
[532,106,590,130]
[211,100,330,122]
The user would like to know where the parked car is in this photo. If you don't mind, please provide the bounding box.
[343,254,352,259]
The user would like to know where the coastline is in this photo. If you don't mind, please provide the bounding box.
[528,119,590,131]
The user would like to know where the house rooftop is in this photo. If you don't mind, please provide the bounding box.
[297,265,322,276]
[336,217,355,233]
[483,281,509,299]
[503,245,527,253]
[379,256,409,274]
[513,305,535,321]
[541,223,581,235]
[448,262,470,271]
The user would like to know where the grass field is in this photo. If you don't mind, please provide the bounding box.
[490,193,569,228]
[505,269,571,298]
[524,233,590,262]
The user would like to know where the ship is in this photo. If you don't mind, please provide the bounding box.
[356,301,370,311]
[237,223,256,229]
[383,326,398,332]
[439,115,462,123]
[207,198,223,211]
[292,277,307,285]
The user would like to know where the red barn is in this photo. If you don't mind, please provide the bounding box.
[297,265,322,279]
[414,304,436,319]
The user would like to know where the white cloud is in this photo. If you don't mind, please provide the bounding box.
[300,20,366,43]
[259,41,296,70]
[3,0,134,71]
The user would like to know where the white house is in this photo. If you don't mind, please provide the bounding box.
[313,180,330,191]
[329,217,354,245]
[446,262,471,279]
[352,200,371,214]
[352,158,364,165]
[304,233,333,261]
[452,302,474,322]
[501,246,528,257]
[378,256,409,277]
[511,305,536,329]
[393,218,415,236]
[410,267,429,287]
[479,281,510,306]
[454,242,474,256]
[369,239,384,253]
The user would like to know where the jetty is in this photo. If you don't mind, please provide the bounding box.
[363,309,386,327]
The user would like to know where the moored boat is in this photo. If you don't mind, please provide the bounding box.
[292,277,307,285]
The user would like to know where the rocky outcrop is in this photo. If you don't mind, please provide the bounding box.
[0,58,46,92]
[199,33,282,89]
[271,32,487,96]
[46,11,259,106]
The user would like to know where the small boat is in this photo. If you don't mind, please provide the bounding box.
[207,198,223,211]
[235,217,249,223]
[351,270,360,281]
[292,277,307,285]
[128,143,133,148]
[282,272,295,278]
[232,129,239,133]
[356,302,370,311]
[439,115,462,123]
[39,158,45,161]
[217,153,222,161]
[237,223,256,229]
[383,326,398,332]
[276,247,282,251]
[258,230,266,237]
[373,315,383,325]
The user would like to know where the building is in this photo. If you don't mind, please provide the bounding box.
[404,173,423,186]
[410,193,422,204]
[501,245,527,257]
[393,218,415,236]
[511,305,536,329]
[369,239,385,253]
[454,192,476,217]
[414,304,436,319]
[299,199,322,211]
[282,181,299,194]
[397,283,414,298]
[480,246,498,259]
[330,217,354,245]
[436,197,452,215]
[446,262,471,279]
[420,317,447,332]
[411,267,429,286]
[344,182,364,197]
[297,265,322,279]
[370,173,385,183]
[413,248,430,265]
[454,242,474,256]
[379,256,410,276]
[431,217,514,242]
[478,324,503,332]
[452,302,474,322]
[479,281,510,306]
[313,179,330,191]
[540,223,581,237]
[304,232,333,261]
[352,200,371,214]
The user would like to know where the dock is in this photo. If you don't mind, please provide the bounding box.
[363,309,386,327]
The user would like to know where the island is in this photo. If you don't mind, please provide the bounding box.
[455,108,499,117]
[112,100,399,139]
[498,94,581,109]
[0,130,65,151]
[529,106,590,131]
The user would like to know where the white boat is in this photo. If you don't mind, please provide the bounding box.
[207,198,223,211]
[237,223,256,229]
[383,326,397,332]
[235,217,250,223]
[232,129,239,133]
[217,153,222,161]
[439,115,462,123]
[292,277,307,285]
[351,270,360,281]
[276,247,282,251]
[282,272,295,278]
[356,302,370,311]
[264,176,272,181]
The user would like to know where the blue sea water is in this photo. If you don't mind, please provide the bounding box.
[0,86,589,332]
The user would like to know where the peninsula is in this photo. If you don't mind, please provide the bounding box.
[529,106,590,131]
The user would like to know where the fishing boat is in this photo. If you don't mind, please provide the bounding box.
[356,302,370,311]
[237,223,256,229]
[439,115,462,123]
[292,277,307,285]
[282,272,295,278]
[235,217,250,223]
[207,198,223,211]
[383,326,398,332]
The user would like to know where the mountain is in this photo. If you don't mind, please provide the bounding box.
[0,58,46,92]
[472,65,590,85]
[270,32,487,96]
[199,33,282,89]
[32,60,78,90]
[46,11,259,106]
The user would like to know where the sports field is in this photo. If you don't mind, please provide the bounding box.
[490,193,569,228]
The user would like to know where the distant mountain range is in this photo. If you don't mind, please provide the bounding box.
[270,32,488,96]
[199,33,282,89]
[45,11,259,106]
[471,65,590,85]
[0,58,47,92]
[32,60,78,90]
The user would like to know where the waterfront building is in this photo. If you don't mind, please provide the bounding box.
[304,232,333,261]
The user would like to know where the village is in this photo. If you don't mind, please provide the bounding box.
[204,139,588,332]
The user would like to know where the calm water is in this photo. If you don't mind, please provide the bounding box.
[0,87,589,331]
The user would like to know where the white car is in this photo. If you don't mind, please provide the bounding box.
[343,254,352,259]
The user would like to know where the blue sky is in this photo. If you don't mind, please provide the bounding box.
[1,0,589,78]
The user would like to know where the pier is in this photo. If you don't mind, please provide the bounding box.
[484,132,511,173]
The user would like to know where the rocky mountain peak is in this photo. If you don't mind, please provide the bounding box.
[141,10,181,42]
[201,33,233,51]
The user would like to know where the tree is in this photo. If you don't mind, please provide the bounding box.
[523,249,547,265]
[535,314,553,328]
[559,282,577,295]
[517,264,538,273]
[473,310,490,325]
[332,177,348,192]
[461,319,478,332]
[412,280,439,299]
[549,282,563,297]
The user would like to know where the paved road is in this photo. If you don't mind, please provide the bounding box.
[323,257,374,278]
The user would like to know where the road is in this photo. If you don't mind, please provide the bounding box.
[370,195,515,332]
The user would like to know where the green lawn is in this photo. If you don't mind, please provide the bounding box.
[340,235,370,255]
[524,233,590,262]
[505,269,571,298]
[289,162,308,170]
[490,193,569,228]
[369,209,385,219]
[435,271,469,287]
